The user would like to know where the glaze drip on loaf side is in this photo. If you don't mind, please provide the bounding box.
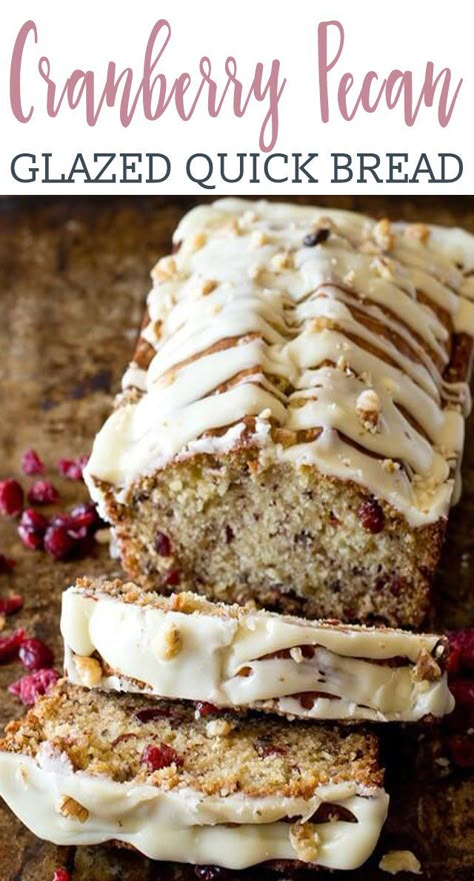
[85,199,474,528]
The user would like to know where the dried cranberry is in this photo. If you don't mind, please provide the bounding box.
[0,480,24,517]
[141,742,183,771]
[21,449,45,475]
[195,701,219,716]
[44,524,76,560]
[19,637,54,671]
[155,530,172,556]
[303,228,331,247]
[18,509,48,550]
[162,569,180,587]
[69,502,102,533]
[357,498,385,533]
[390,575,406,597]
[194,867,228,881]
[259,743,288,758]
[0,628,27,663]
[52,870,71,881]
[58,455,88,481]
[49,513,91,545]
[50,513,75,531]
[27,480,60,505]
[58,459,81,480]
[8,668,59,705]
[329,513,340,527]
[134,706,176,723]
[224,525,234,544]
[447,629,474,675]
[445,734,474,768]
[0,554,16,574]
[449,678,474,708]
[0,593,23,615]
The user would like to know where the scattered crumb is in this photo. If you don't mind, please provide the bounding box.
[379,850,421,875]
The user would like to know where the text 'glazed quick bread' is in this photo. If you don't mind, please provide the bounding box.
[61,577,454,723]
[0,682,388,870]
[85,199,474,627]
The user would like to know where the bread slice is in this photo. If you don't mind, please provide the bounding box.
[61,577,453,723]
[84,199,474,627]
[0,681,388,870]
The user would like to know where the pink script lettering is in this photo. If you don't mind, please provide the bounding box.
[9,19,286,152]
[318,20,462,127]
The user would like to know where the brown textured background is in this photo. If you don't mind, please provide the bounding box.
[0,195,473,881]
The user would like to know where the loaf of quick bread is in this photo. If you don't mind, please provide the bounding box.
[85,199,474,627]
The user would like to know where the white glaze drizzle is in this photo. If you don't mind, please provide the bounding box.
[61,588,453,722]
[85,200,474,527]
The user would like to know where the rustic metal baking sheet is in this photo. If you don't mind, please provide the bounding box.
[0,195,473,880]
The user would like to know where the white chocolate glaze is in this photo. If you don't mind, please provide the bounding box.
[85,199,474,527]
[0,752,388,869]
[61,588,453,722]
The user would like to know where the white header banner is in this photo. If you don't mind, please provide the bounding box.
[0,0,472,193]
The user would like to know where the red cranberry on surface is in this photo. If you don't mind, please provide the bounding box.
[21,449,45,475]
[445,734,474,769]
[155,530,172,556]
[357,498,385,533]
[19,637,54,671]
[141,742,183,771]
[0,480,24,517]
[0,593,23,616]
[44,524,76,560]
[0,554,16,574]
[447,629,474,675]
[57,456,89,481]
[69,502,102,533]
[18,509,48,550]
[0,628,27,663]
[27,480,60,505]
[8,668,59,705]
[52,870,71,881]
[449,678,474,709]
[50,513,74,528]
